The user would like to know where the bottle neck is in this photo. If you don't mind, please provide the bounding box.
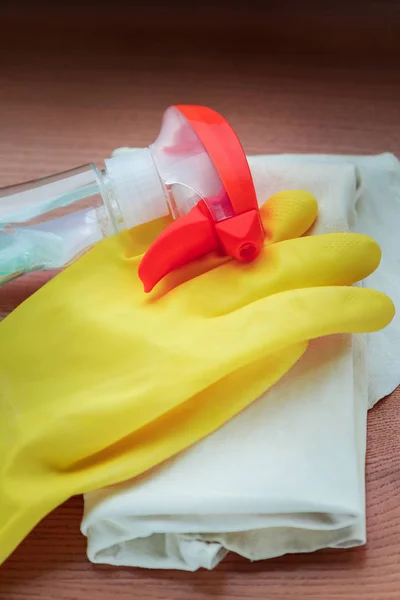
[102,148,169,231]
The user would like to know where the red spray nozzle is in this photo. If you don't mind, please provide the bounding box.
[138,105,264,292]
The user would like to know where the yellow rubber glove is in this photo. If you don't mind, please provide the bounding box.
[0,191,394,564]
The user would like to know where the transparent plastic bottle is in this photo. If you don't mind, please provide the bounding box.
[0,105,261,288]
[0,165,111,285]
[0,151,168,285]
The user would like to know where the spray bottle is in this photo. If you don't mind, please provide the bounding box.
[0,105,264,292]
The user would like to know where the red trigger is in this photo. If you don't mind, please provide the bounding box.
[138,201,219,293]
[138,203,264,293]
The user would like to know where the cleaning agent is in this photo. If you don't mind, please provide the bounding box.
[0,106,263,291]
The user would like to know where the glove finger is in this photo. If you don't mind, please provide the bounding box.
[175,233,381,316]
[260,190,318,243]
[209,287,394,361]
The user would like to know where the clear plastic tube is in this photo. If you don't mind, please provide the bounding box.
[0,164,114,285]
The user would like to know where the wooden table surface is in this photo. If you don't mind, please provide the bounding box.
[0,3,400,599]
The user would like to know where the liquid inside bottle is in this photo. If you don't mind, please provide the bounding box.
[0,164,117,285]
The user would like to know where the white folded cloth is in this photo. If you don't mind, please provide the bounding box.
[81,153,400,570]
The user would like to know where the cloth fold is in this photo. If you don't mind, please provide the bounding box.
[81,153,400,570]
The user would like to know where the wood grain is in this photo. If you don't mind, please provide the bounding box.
[0,4,400,599]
